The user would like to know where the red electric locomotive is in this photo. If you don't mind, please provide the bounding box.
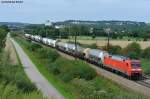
[103,55,142,78]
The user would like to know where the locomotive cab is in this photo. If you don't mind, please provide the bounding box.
[130,60,142,78]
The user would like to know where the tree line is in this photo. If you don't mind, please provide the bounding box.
[24,23,150,40]
[0,25,9,51]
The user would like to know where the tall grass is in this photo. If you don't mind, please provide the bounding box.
[0,48,45,99]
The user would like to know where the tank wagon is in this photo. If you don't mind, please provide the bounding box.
[66,44,85,59]
[56,42,68,52]
[42,38,49,45]
[25,34,30,38]
[84,49,108,66]
[46,39,53,46]
[50,40,58,48]
[34,35,42,42]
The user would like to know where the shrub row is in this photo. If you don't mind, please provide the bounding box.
[37,48,59,62]
[49,58,96,82]
[24,41,97,83]
[102,42,150,59]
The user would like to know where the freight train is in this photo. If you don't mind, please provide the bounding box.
[25,34,142,79]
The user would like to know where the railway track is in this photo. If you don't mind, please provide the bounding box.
[23,36,150,97]
[136,75,150,88]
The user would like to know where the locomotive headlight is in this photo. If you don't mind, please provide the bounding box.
[131,69,136,71]
[137,68,142,71]
[132,69,142,71]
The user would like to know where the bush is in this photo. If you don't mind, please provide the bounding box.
[70,78,96,98]
[50,63,60,75]
[0,64,19,84]
[10,32,18,37]
[141,47,150,59]
[143,38,148,41]
[74,62,97,80]
[82,43,98,49]
[28,43,42,52]
[49,58,97,82]
[64,62,96,82]
[90,43,98,49]
[46,49,59,62]
[2,83,19,97]
[122,42,141,59]
[37,48,59,62]
[16,78,37,93]
[128,52,139,59]
[102,45,122,54]
[37,48,47,58]
[109,45,122,54]
[0,27,7,48]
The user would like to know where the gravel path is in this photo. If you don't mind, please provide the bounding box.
[10,38,65,99]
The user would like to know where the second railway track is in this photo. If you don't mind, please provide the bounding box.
[136,75,150,88]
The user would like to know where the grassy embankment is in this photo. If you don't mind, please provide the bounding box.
[0,45,45,98]
[14,36,149,99]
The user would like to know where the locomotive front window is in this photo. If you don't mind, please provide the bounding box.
[132,63,141,68]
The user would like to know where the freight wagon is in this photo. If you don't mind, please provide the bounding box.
[24,33,143,79]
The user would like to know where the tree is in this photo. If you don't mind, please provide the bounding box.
[59,27,69,39]
[122,42,141,59]
[109,45,122,54]
[0,26,8,50]
[141,47,150,59]
[112,32,118,39]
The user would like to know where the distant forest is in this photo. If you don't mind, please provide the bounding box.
[2,20,150,40]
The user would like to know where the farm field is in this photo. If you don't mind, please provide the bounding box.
[61,39,150,49]
[14,36,149,99]
[67,36,150,41]
[72,36,150,41]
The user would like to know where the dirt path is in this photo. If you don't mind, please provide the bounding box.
[5,37,18,65]
[10,38,65,99]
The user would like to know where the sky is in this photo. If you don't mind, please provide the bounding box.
[0,0,150,24]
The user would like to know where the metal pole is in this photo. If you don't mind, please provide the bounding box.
[96,39,97,46]
[105,28,111,52]
[45,26,47,37]
[68,29,70,42]
[75,32,77,60]
[107,31,110,52]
